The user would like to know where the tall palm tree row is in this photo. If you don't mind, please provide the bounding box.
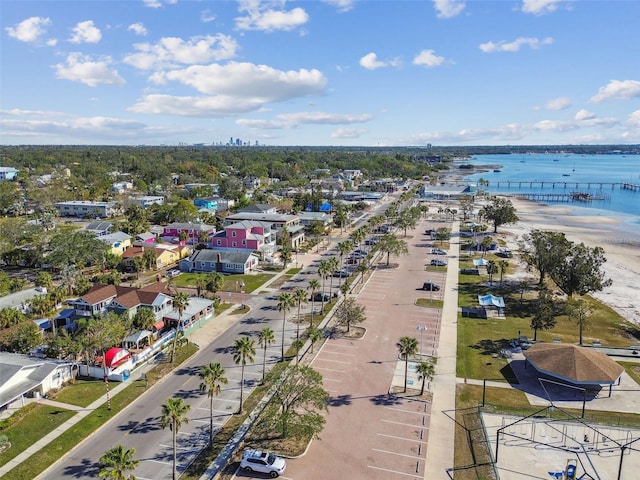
[257,327,276,384]
[199,362,228,446]
[293,288,307,339]
[307,278,321,327]
[276,292,295,360]
[233,336,256,414]
[160,397,191,480]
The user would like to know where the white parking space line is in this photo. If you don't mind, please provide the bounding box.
[372,448,421,459]
[312,366,346,373]
[384,406,429,415]
[381,419,429,429]
[320,350,356,356]
[321,377,343,383]
[142,459,172,466]
[377,433,427,444]
[367,465,421,477]
[315,358,351,364]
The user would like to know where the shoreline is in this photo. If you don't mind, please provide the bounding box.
[499,196,640,327]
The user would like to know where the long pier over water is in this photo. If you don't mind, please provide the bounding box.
[489,180,640,191]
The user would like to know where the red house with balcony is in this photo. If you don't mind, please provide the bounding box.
[210,220,276,258]
[162,222,216,245]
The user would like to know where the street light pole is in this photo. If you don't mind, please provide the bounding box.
[417,324,427,358]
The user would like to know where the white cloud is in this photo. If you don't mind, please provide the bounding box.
[5,16,51,43]
[143,0,162,8]
[359,52,401,70]
[590,79,640,103]
[124,35,239,70]
[128,23,148,36]
[54,52,125,87]
[434,0,466,19]
[0,108,64,117]
[0,116,146,140]
[331,128,367,138]
[522,0,562,16]
[480,36,553,53]
[413,49,446,67]
[534,97,571,110]
[162,62,327,99]
[201,9,216,23]
[322,0,356,13]
[235,1,309,32]
[131,62,327,117]
[574,109,595,121]
[628,110,640,127]
[69,20,102,44]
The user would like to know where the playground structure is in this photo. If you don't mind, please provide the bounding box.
[482,407,640,479]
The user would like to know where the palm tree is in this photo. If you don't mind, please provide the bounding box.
[199,362,228,446]
[170,292,190,363]
[205,272,224,297]
[307,278,321,327]
[327,256,339,299]
[374,234,409,266]
[293,288,307,339]
[257,327,276,383]
[306,326,323,353]
[317,260,330,311]
[98,444,139,480]
[292,338,305,364]
[397,336,419,393]
[356,260,370,286]
[233,336,256,414]
[277,292,295,360]
[498,260,509,285]
[486,260,498,286]
[337,240,353,289]
[160,397,191,480]
[132,307,156,333]
[195,275,208,297]
[416,359,436,395]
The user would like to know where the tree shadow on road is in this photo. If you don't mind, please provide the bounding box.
[327,394,352,407]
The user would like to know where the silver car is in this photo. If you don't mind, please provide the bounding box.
[240,449,287,478]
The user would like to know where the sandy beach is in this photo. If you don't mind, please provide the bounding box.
[498,196,640,327]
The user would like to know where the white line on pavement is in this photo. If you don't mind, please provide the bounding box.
[377,433,427,444]
[367,464,420,477]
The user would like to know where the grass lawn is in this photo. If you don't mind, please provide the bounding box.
[416,298,444,309]
[51,378,107,407]
[0,404,76,468]
[173,272,275,293]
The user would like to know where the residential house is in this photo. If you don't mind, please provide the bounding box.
[55,200,118,218]
[298,211,332,229]
[120,244,186,271]
[98,231,132,256]
[237,203,278,215]
[242,175,261,190]
[130,196,165,208]
[135,232,157,243]
[84,221,113,237]
[70,283,174,321]
[111,181,133,194]
[184,183,219,195]
[192,196,233,212]
[162,222,216,245]
[223,212,305,249]
[210,220,276,258]
[179,249,259,274]
[0,167,18,181]
[0,352,74,413]
[162,296,215,332]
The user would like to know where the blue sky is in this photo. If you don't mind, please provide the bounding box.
[1,0,639,147]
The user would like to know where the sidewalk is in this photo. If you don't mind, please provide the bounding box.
[424,220,460,478]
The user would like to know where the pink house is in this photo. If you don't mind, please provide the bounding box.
[162,222,216,245]
[210,220,276,257]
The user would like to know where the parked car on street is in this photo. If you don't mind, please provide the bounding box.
[240,449,287,478]
[333,269,350,278]
[430,259,447,267]
[167,269,182,278]
[431,248,447,255]
[422,281,441,291]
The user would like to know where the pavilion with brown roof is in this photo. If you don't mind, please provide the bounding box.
[524,343,624,397]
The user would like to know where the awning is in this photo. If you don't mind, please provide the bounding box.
[153,320,165,332]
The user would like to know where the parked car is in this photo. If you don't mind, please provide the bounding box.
[430,259,447,267]
[167,269,182,278]
[431,248,447,255]
[333,269,350,278]
[310,292,331,302]
[346,257,359,264]
[422,281,441,291]
[240,449,286,478]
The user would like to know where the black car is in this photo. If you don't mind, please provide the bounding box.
[422,281,441,291]
[430,259,447,267]
[310,292,331,302]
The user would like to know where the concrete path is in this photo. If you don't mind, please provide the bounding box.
[424,220,460,478]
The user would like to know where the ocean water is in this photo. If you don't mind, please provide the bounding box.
[462,154,640,232]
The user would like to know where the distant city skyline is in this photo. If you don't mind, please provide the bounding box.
[1,0,639,147]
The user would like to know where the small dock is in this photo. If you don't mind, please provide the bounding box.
[622,182,640,191]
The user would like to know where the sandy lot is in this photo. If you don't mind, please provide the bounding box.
[499,197,640,327]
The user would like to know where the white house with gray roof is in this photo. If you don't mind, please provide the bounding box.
[179,249,259,274]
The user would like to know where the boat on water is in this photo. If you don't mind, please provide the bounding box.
[553,159,559,162]
[562,174,570,177]
[493,169,502,172]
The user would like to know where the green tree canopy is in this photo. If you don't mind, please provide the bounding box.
[481,196,518,233]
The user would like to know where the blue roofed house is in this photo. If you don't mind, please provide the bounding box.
[179,249,259,274]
